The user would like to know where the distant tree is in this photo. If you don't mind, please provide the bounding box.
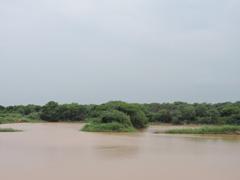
[220,105,240,116]
[40,101,59,121]
[170,110,183,125]
[180,105,196,123]
[0,105,5,111]
[151,109,171,123]
[194,104,209,117]
[58,103,88,121]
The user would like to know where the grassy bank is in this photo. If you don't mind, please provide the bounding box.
[0,113,43,124]
[82,122,135,132]
[0,128,22,132]
[164,125,240,135]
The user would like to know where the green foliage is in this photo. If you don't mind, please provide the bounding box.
[0,105,5,111]
[129,110,148,128]
[0,128,22,132]
[88,101,148,129]
[100,110,132,127]
[57,103,88,121]
[82,109,135,132]
[150,110,171,123]
[82,122,135,132]
[113,102,148,128]
[170,110,183,125]
[165,125,240,135]
[144,102,240,125]
[40,101,88,121]
[40,101,59,121]
[1,101,240,128]
[0,113,41,124]
[26,112,41,120]
[3,104,41,115]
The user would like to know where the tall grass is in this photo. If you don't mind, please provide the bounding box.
[0,113,42,124]
[82,122,135,132]
[165,125,240,135]
[0,128,22,132]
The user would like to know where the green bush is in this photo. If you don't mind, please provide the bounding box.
[165,125,240,135]
[40,102,88,121]
[116,103,148,128]
[151,110,171,123]
[88,101,148,129]
[170,110,184,125]
[0,113,41,124]
[100,110,132,127]
[26,112,41,120]
[82,122,135,132]
[82,109,135,132]
[40,101,59,121]
[129,110,148,128]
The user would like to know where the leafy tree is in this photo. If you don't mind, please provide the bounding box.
[170,110,183,125]
[0,105,5,111]
[151,110,171,123]
[101,110,132,127]
[180,105,196,123]
[58,103,88,121]
[40,101,59,121]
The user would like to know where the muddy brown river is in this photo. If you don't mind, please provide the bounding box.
[0,123,240,180]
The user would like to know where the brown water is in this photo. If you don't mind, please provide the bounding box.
[0,123,240,180]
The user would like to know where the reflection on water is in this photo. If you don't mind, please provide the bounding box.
[0,123,240,180]
[95,144,140,159]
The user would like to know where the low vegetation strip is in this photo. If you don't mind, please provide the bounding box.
[1,101,240,132]
[82,122,135,132]
[164,125,240,135]
[0,128,22,132]
[0,113,42,124]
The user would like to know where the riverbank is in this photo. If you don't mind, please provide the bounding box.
[0,113,43,124]
[153,125,240,135]
[0,127,21,132]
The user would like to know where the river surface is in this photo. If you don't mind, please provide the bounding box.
[0,123,240,180]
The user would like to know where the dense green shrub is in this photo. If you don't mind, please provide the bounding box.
[129,110,148,128]
[82,122,135,132]
[151,110,171,123]
[144,102,240,125]
[170,110,183,125]
[26,112,41,120]
[40,101,88,121]
[82,110,134,132]
[40,101,59,121]
[0,113,40,124]
[88,101,148,129]
[100,110,132,127]
[115,103,148,128]
[0,105,5,111]
[57,103,88,121]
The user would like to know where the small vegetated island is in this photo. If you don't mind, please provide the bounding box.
[0,128,21,132]
[82,102,148,132]
[0,101,240,134]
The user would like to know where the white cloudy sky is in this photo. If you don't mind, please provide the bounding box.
[0,0,240,105]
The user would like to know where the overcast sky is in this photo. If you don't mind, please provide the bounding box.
[0,0,240,105]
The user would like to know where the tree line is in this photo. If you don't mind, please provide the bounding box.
[0,101,240,125]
